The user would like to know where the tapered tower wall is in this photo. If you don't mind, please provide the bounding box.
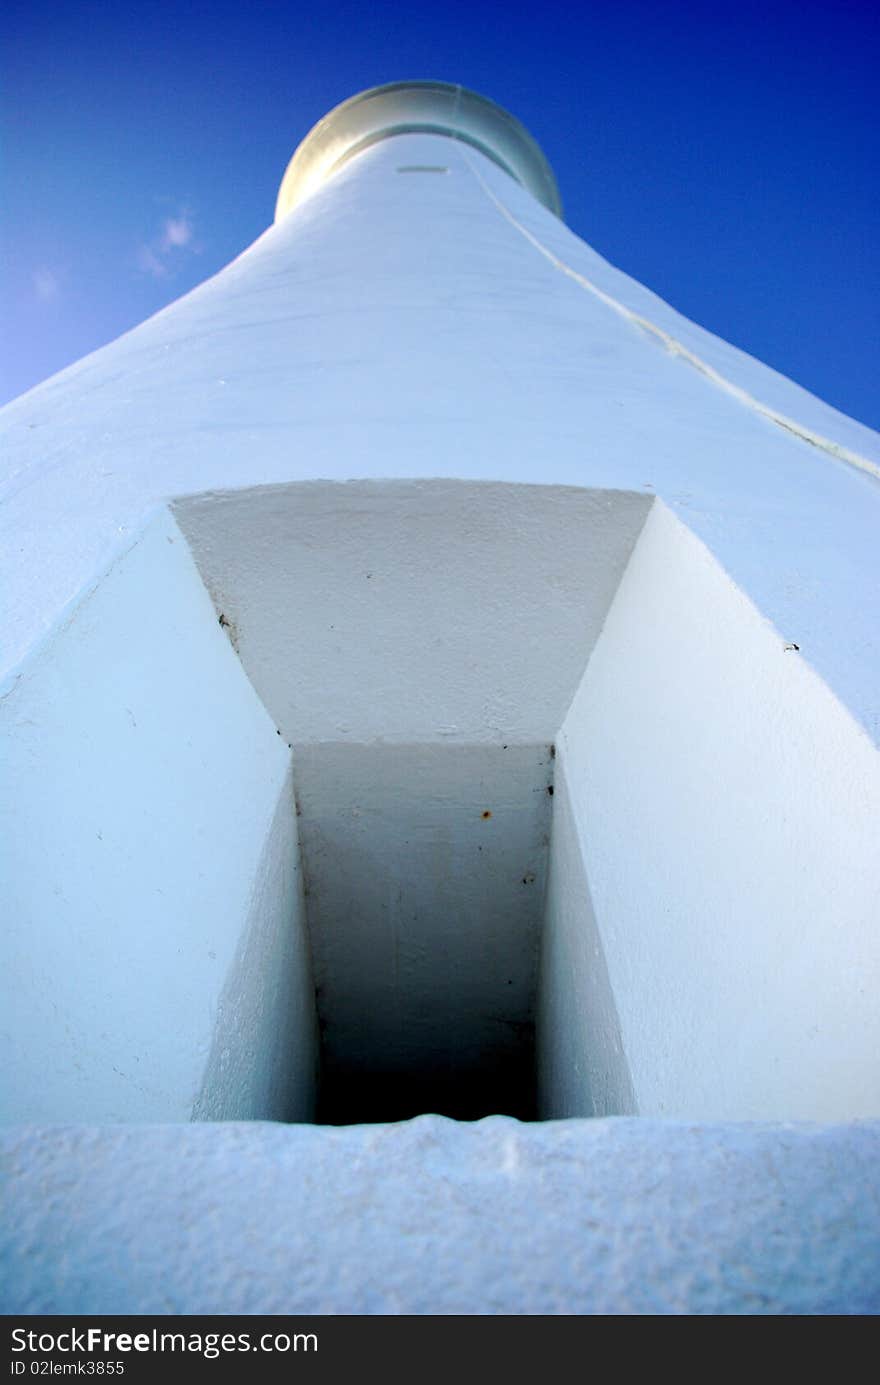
[1,82,879,1313]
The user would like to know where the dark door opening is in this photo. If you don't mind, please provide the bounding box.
[293,740,553,1126]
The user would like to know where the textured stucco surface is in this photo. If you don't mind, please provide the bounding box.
[172,481,652,746]
[2,1117,879,1315]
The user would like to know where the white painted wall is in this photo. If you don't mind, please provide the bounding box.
[192,761,317,1123]
[537,755,635,1118]
[0,509,317,1124]
[544,500,880,1122]
[173,480,652,746]
[3,480,875,1127]
[173,480,649,1122]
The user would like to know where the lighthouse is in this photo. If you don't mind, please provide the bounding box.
[2,82,879,1313]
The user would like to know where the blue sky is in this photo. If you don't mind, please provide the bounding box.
[3,0,878,428]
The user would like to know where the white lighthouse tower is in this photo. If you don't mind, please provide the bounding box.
[2,82,879,1314]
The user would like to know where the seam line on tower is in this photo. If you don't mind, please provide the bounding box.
[462,152,880,488]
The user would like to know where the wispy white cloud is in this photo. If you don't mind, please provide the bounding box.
[160,215,193,250]
[137,209,198,279]
[33,269,60,302]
